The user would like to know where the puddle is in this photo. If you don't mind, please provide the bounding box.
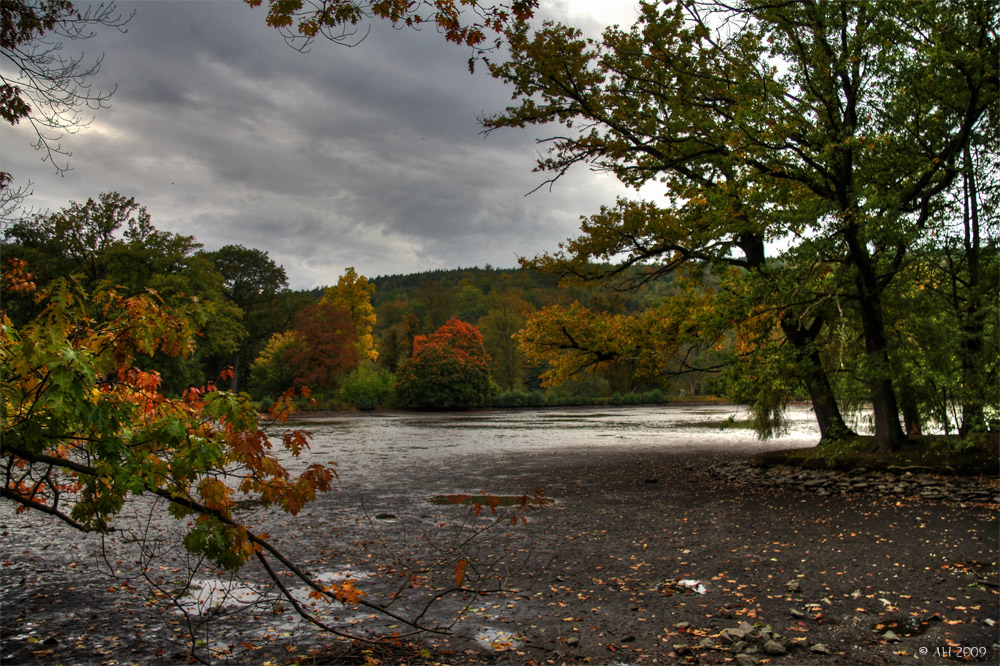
[656,578,708,595]
[311,569,373,584]
[428,494,554,506]
[474,626,524,651]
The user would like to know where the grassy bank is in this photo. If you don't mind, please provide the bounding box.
[752,432,1000,475]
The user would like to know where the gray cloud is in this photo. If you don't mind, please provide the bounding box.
[4,0,639,289]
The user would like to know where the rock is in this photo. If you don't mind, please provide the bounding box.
[735,655,758,666]
[717,629,736,644]
[810,643,832,654]
[699,637,715,649]
[789,607,806,618]
[738,621,756,635]
[883,630,901,642]
[673,643,692,655]
[785,579,801,593]
[985,618,996,627]
[566,635,580,647]
[674,621,691,630]
[763,639,787,655]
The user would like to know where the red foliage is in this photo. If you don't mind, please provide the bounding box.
[397,317,492,409]
[282,303,359,396]
[411,317,491,373]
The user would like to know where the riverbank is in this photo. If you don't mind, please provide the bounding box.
[2,430,997,665]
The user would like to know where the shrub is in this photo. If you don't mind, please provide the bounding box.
[492,389,546,408]
[396,318,492,409]
[338,365,396,410]
[612,392,642,405]
[642,388,666,404]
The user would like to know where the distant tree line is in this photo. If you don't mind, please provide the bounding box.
[2,192,734,413]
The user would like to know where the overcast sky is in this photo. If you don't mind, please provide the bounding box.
[3,0,643,289]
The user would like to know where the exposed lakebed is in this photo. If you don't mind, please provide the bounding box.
[2,405,996,665]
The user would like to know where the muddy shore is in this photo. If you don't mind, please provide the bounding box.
[2,440,997,665]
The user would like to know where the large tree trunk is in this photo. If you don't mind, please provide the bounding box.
[803,360,856,443]
[744,232,856,444]
[856,285,908,451]
[898,383,924,437]
[843,221,908,452]
[959,143,987,436]
[781,320,856,443]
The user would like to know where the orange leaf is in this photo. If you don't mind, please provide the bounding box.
[454,559,468,586]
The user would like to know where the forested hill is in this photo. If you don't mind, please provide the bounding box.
[368,264,683,322]
[371,266,545,305]
[370,266,559,317]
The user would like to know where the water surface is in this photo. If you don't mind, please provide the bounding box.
[285,403,821,480]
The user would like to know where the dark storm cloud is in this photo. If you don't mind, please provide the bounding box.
[4,0,640,288]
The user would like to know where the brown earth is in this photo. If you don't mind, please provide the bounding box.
[2,441,998,666]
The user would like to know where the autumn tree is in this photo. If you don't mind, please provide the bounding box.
[321,267,378,363]
[284,302,360,401]
[249,329,301,399]
[1,193,245,393]
[487,0,998,449]
[0,259,341,624]
[397,317,492,409]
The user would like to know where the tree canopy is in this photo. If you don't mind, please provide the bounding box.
[486,0,998,448]
[0,260,336,572]
[397,317,493,409]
